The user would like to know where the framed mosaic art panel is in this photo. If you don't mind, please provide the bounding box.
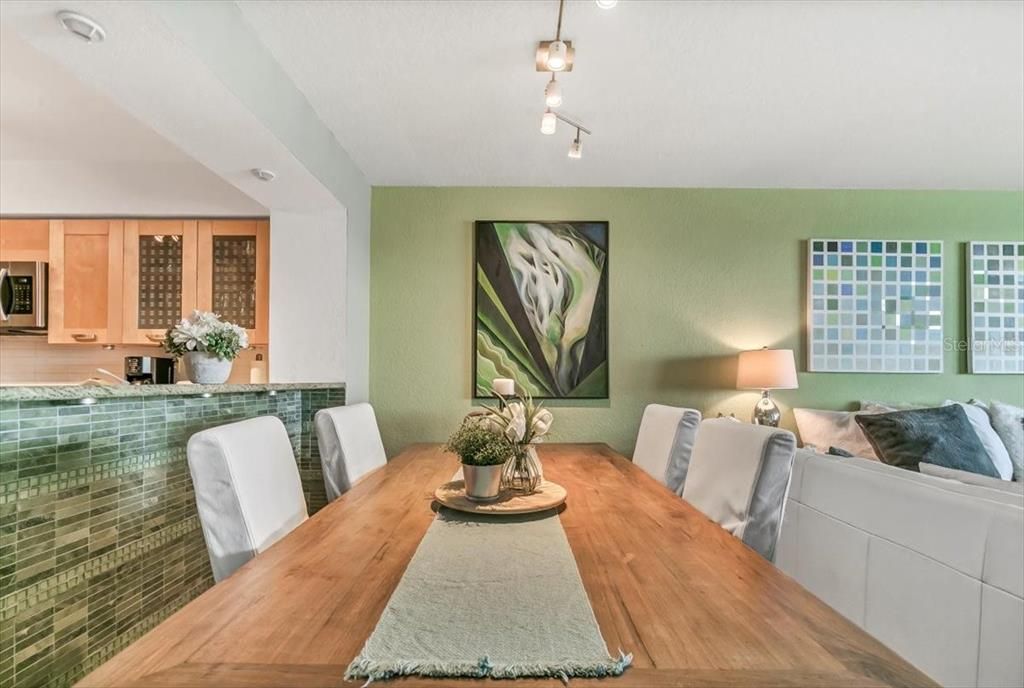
[807,239,944,373]
[474,221,609,399]
[966,241,1024,374]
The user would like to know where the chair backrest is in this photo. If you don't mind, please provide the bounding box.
[314,403,387,502]
[681,418,796,560]
[187,416,308,582]
[632,404,702,493]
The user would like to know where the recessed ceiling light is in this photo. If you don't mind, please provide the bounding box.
[251,168,277,182]
[56,10,106,43]
[596,0,618,8]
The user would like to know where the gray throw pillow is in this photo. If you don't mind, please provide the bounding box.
[985,401,1023,481]
[855,405,998,477]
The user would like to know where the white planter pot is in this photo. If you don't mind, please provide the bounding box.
[462,464,503,502]
[184,351,233,384]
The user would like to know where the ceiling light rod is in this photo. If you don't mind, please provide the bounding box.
[554,0,565,40]
[553,112,591,135]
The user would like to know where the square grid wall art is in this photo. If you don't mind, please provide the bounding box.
[967,241,1024,374]
[474,221,609,399]
[807,239,944,373]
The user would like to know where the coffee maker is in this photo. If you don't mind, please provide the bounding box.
[124,356,176,384]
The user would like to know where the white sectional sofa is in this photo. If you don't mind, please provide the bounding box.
[776,449,1024,688]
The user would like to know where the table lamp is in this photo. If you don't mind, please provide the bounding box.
[736,348,798,427]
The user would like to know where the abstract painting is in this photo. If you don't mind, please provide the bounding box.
[474,221,609,398]
[967,241,1024,374]
[807,239,944,373]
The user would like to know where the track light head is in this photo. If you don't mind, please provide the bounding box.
[541,109,557,135]
[568,130,583,159]
[546,40,568,71]
[544,77,563,108]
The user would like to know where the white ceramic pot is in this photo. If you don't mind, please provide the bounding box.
[184,351,233,384]
[462,464,503,502]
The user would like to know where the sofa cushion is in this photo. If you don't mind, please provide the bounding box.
[856,405,997,477]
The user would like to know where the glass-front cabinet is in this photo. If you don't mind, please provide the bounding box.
[197,220,270,345]
[122,220,198,344]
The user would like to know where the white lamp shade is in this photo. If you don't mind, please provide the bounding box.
[540,109,557,135]
[568,138,582,159]
[736,348,798,390]
[546,40,568,71]
[544,79,562,107]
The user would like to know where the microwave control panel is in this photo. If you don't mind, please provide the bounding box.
[9,275,34,314]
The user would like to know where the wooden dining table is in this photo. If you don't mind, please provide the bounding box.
[77,444,936,688]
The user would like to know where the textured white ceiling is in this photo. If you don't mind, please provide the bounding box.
[237,0,1024,189]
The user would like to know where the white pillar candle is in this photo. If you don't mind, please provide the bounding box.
[492,378,515,396]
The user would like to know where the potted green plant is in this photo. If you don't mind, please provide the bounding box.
[444,418,512,502]
[163,310,249,384]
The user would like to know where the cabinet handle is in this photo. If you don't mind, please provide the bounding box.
[71,333,98,342]
[146,334,164,343]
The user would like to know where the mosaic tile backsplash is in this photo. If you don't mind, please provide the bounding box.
[967,241,1024,374]
[0,385,345,687]
[808,239,944,373]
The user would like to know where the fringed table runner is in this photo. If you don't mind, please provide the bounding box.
[346,508,631,684]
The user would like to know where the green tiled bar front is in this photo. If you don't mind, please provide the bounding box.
[0,384,345,687]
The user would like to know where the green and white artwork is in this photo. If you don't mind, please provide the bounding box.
[474,221,609,399]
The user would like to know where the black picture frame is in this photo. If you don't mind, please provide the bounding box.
[472,220,610,400]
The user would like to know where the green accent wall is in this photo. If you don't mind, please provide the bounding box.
[370,188,1024,457]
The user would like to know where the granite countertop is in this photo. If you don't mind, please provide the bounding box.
[0,382,345,402]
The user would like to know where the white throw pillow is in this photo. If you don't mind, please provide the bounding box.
[793,408,878,460]
[942,400,1013,481]
[975,400,1023,482]
[918,463,1024,495]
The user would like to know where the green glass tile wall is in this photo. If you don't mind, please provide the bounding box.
[0,386,345,687]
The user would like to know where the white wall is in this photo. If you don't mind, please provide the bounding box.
[0,160,265,216]
[269,210,347,384]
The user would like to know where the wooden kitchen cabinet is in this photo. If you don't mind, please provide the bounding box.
[122,219,198,344]
[48,219,124,344]
[197,220,269,345]
[0,219,49,261]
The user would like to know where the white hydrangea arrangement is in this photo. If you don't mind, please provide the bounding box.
[162,310,249,361]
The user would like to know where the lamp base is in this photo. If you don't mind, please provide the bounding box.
[752,390,781,427]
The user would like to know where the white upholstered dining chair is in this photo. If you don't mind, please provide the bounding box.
[187,416,308,582]
[681,418,797,561]
[314,403,388,502]
[631,404,702,493]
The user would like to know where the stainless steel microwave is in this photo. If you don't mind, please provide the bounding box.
[0,261,47,334]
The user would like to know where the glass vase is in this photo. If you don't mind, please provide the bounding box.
[502,445,542,495]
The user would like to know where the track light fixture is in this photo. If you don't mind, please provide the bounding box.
[596,0,618,8]
[534,0,598,158]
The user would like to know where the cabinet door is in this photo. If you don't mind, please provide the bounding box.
[48,219,124,344]
[123,220,198,344]
[197,219,269,345]
[0,218,49,262]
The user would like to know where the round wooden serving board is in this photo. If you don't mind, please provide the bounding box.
[434,479,567,515]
